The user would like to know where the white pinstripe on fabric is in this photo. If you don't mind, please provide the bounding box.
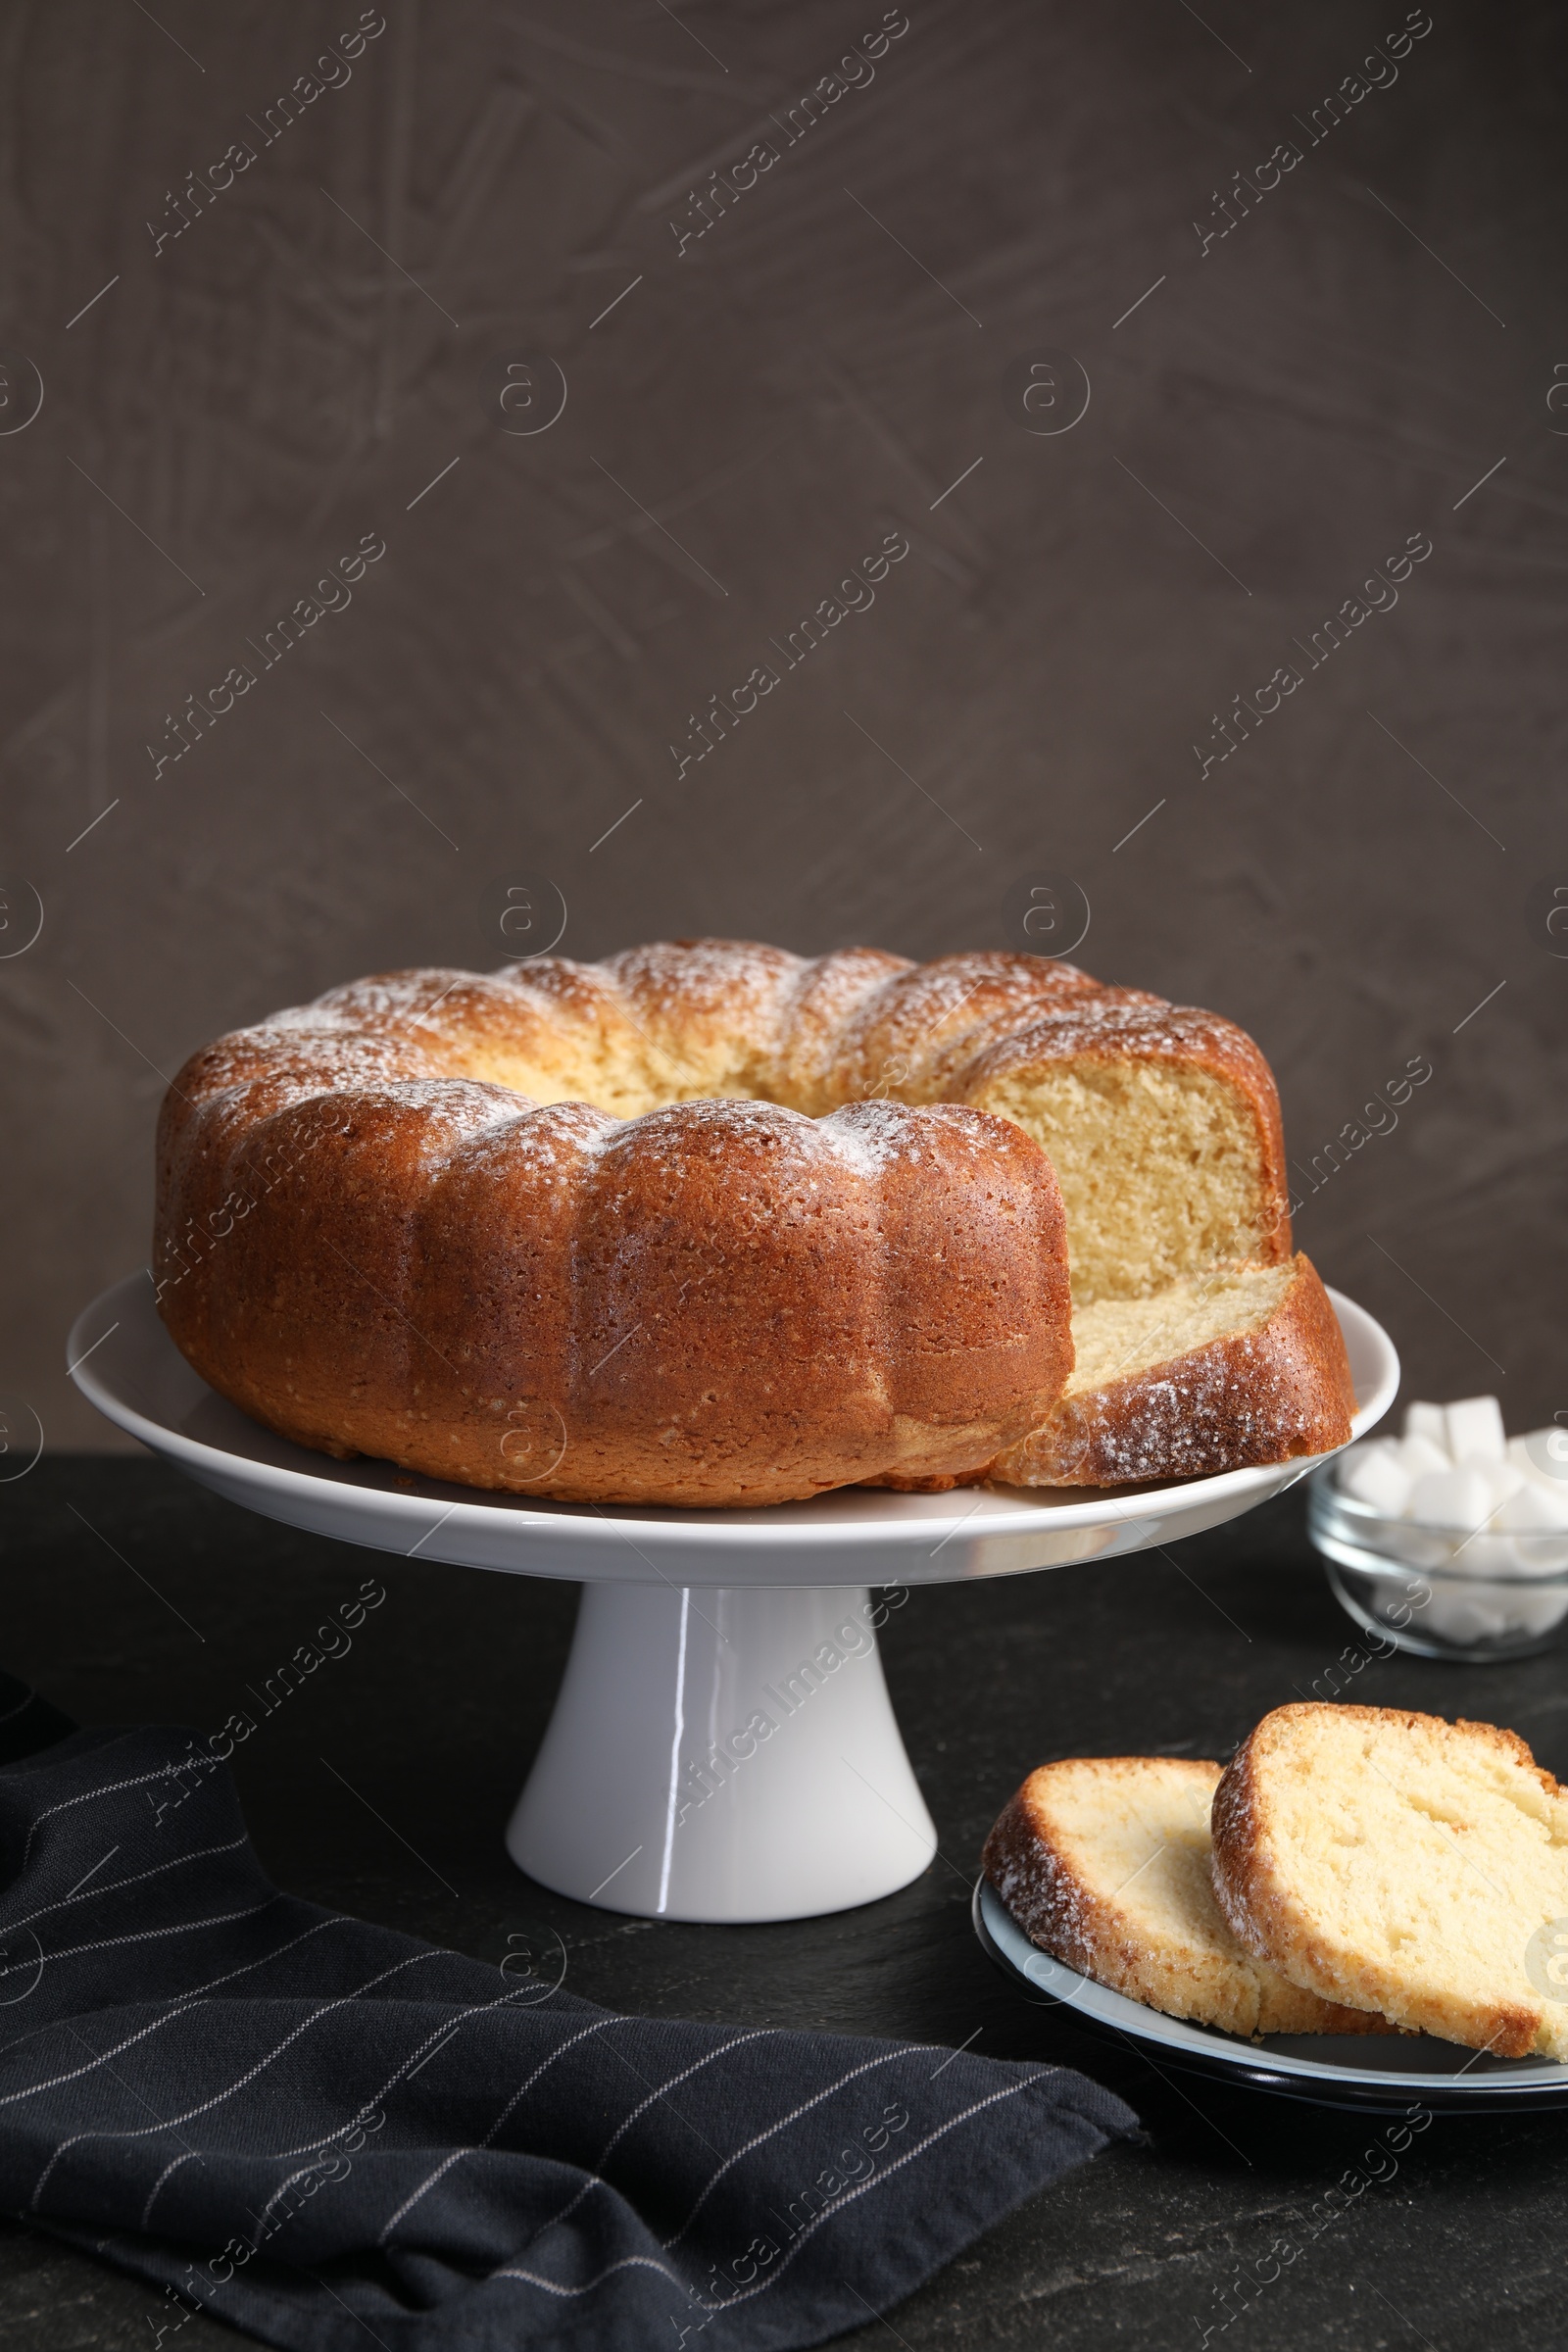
[0,1834,248,1942]
[0,1909,360,2085]
[490,2074,1049,2314]
[246,2154,344,2235]
[514,2030,774,2254]
[18,1750,217,1871]
[1,1900,278,1997]
[252,1975,576,2186]
[681,2075,1054,2320]
[139,2148,197,2228]
[493,2252,687,2300]
[661,2042,921,2248]
[0,2005,216,2115]
[376,2014,619,2244]
[0,1909,356,2087]
[138,1968,558,2229]
[28,1948,444,2211]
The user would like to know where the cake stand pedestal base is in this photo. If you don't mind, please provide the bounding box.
[505,1581,937,1923]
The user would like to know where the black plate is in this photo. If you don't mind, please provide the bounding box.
[973,1878,1568,2112]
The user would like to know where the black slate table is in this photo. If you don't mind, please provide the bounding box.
[2,1459,1563,2350]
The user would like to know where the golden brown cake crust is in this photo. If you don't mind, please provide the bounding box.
[1210,1705,1562,2055]
[154,940,1289,1506]
[155,971,1076,1505]
[983,1756,1394,2037]
[988,1253,1354,1488]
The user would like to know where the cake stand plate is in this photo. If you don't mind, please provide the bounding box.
[69,1274,1397,1924]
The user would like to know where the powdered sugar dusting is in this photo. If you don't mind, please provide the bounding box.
[170,942,1257,1227]
[609,937,805,1003]
[264,941,1215,1112]
[586,1097,844,1181]
[987,998,1246,1064]
[824,1097,928,1170]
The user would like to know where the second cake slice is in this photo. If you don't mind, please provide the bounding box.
[1211,1704,1568,2057]
[983,1754,1393,2037]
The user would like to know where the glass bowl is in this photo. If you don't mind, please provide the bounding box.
[1306,1462,1568,1663]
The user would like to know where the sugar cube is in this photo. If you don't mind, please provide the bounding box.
[1407,1466,1495,1533]
[1396,1433,1453,1479]
[1444,1396,1506,1464]
[1403,1400,1449,1451]
[1506,1435,1542,1484]
[1497,1481,1568,1533]
[1340,1443,1412,1516]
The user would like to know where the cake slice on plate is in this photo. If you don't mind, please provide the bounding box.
[983,1754,1394,2036]
[1211,1704,1568,2056]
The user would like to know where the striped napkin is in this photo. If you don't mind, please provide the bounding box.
[0,1692,1136,2350]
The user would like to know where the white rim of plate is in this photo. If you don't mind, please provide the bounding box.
[976,1878,1568,2090]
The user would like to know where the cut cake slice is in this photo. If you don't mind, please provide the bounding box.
[983,1754,1395,2037]
[1211,1704,1568,2057]
[989,1252,1354,1487]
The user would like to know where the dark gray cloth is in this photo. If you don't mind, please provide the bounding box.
[0,1714,1137,2350]
[0,1673,74,1770]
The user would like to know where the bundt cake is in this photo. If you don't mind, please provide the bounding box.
[153,941,1326,1506]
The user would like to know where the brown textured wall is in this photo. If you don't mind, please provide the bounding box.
[2,0,1563,1452]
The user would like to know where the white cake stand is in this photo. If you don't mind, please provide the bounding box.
[69,1274,1397,1925]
